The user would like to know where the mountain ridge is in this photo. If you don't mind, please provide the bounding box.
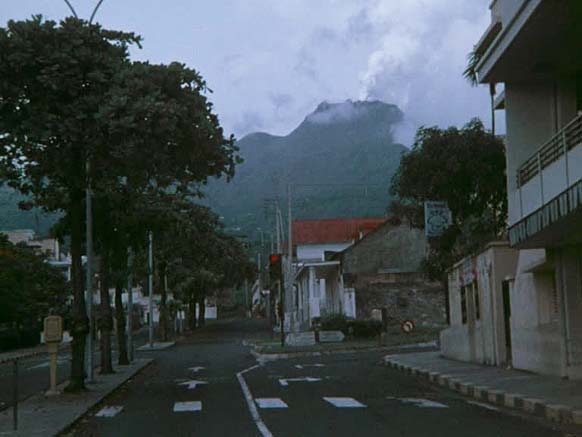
[205,99,407,241]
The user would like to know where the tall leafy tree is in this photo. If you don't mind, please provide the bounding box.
[0,17,140,391]
[389,119,506,319]
[0,17,239,390]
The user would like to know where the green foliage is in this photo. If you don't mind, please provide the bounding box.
[0,234,69,350]
[320,313,349,332]
[349,319,383,338]
[464,49,481,86]
[319,313,382,338]
[0,16,243,389]
[390,119,507,279]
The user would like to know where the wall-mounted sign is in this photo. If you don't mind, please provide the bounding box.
[424,201,452,237]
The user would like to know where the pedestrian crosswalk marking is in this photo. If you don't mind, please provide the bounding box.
[255,398,288,409]
[173,401,202,412]
[294,364,325,369]
[95,406,124,417]
[323,397,366,408]
[189,366,205,373]
[398,398,448,409]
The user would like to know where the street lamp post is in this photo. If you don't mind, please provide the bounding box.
[148,231,154,348]
[127,247,134,362]
[85,159,94,383]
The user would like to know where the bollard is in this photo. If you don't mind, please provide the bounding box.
[13,359,18,431]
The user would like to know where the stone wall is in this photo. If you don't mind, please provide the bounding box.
[354,273,446,328]
[341,222,426,275]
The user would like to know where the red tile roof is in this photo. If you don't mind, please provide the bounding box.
[292,218,387,245]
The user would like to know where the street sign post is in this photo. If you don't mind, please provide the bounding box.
[401,319,415,334]
[424,201,452,237]
[44,315,63,396]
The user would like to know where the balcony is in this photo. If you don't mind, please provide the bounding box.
[509,114,582,247]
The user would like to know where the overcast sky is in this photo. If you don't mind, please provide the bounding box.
[1,0,500,146]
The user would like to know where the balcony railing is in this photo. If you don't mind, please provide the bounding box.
[517,113,582,188]
[510,113,582,246]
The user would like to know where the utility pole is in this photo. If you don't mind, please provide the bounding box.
[244,278,249,318]
[148,231,154,348]
[490,83,496,136]
[127,247,134,362]
[85,159,94,383]
[284,184,293,345]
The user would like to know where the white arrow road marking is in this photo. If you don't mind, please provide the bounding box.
[237,365,273,437]
[279,377,321,387]
[173,401,202,412]
[400,398,448,408]
[95,406,124,417]
[467,400,499,411]
[255,398,288,409]
[323,397,366,408]
[189,366,205,373]
[294,364,325,369]
[178,380,208,390]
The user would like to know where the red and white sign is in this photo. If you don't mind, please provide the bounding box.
[401,320,415,334]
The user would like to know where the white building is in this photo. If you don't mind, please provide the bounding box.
[1,229,72,279]
[441,242,517,366]
[471,0,582,379]
[289,218,385,331]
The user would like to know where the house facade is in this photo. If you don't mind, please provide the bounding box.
[472,0,582,379]
[339,220,444,326]
[441,242,517,366]
[289,218,385,331]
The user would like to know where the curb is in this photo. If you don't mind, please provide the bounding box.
[251,344,439,362]
[384,357,582,426]
[51,358,153,436]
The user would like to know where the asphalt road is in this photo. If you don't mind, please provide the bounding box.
[68,319,567,437]
[0,328,150,411]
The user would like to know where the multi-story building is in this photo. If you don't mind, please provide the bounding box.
[473,0,582,379]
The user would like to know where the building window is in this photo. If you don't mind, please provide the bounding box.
[461,286,468,324]
[474,282,480,320]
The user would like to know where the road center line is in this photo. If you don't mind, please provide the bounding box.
[236,365,273,437]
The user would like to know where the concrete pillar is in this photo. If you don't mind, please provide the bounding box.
[308,267,320,324]
[319,278,326,314]
[558,246,582,373]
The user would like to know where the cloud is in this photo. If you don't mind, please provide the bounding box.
[270,93,295,111]
[357,0,493,146]
[3,0,496,144]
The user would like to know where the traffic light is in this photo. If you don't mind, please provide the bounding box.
[269,253,282,285]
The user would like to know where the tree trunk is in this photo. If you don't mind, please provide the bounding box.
[65,193,89,392]
[159,265,168,341]
[99,249,114,374]
[188,291,197,330]
[198,291,206,327]
[114,279,129,365]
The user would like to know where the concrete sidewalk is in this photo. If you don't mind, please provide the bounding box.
[385,351,582,426]
[0,358,152,436]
